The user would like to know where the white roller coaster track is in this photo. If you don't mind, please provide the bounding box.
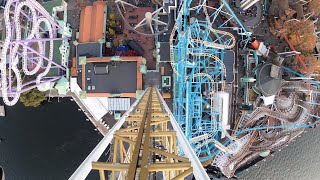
[1,0,55,106]
[170,28,234,77]
[189,27,236,50]
[17,2,41,76]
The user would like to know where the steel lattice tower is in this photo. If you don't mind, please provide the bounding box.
[70,87,210,180]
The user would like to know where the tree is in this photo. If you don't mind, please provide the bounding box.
[291,54,320,75]
[20,89,47,107]
[113,39,119,47]
[304,55,320,75]
[109,28,115,36]
[287,20,316,53]
[270,18,316,52]
[109,21,116,28]
[310,0,320,16]
[109,13,116,21]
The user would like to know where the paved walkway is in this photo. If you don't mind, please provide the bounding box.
[71,92,109,136]
[114,7,156,69]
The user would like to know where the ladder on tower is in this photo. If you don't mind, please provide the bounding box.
[69,87,210,180]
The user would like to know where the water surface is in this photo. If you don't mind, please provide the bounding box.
[0,98,102,180]
[238,127,320,180]
[1,98,320,180]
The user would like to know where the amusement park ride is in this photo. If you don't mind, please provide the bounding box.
[0,0,69,106]
[1,0,320,179]
[70,87,209,179]
[169,0,252,163]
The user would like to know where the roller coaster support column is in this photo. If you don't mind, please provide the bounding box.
[69,87,209,180]
[15,42,67,71]
[2,0,68,106]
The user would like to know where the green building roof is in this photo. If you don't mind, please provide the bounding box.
[41,0,63,15]
[54,76,69,95]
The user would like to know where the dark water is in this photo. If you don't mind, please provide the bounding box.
[238,127,320,180]
[1,98,320,180]
[0,98,102,180]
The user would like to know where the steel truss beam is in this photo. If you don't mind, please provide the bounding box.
[1,0,68,106]
[69,87,210,180]
[99,88,192,180]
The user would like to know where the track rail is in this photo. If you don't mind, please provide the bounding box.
[1,0,64,106]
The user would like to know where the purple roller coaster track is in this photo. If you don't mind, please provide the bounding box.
[1,0,68,106]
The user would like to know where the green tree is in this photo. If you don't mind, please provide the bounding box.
[20,89,47,107]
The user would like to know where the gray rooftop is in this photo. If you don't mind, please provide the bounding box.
[76,43,102,69]
[83,61,137,93]
[255,63,282,97]
[159,42,170,62]
[224,50,235,83]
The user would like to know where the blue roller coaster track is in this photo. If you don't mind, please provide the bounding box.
[170,0,251,161]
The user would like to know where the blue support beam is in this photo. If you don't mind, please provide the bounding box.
[171,0,251,161]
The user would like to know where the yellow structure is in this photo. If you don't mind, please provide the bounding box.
[70,87,209,180]
[91,87,193,179]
